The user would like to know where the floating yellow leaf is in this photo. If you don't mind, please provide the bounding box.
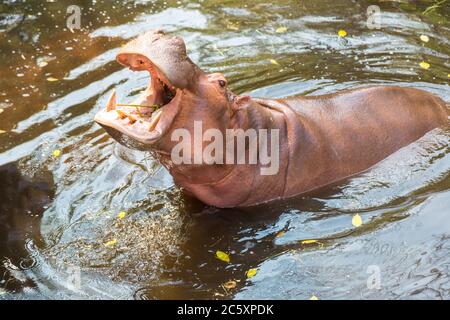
[223,280,237,289]
[246,268,258,278]
[269,59,280,66]
[276,231,285,238]
[301,239,319,245]
[216,250,230,263]
[226,23,239,31]
[276,26,288,33]
[352,214,363,227]
[310,294,319,300]
[118,211,127,219]
[38,61,48,68]
[46,77,59,82]
[52,149,62,157]
[419,61,430,70]
[0,129,6,134]
[419,35,429,43]
[0,109,4,114]
[338,29,347,37]
[104,239,117,247]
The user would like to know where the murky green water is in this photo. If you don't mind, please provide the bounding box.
[0,0,449,299]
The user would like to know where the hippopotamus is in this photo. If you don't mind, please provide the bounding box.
[95,30,448,208]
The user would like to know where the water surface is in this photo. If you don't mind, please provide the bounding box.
[0,0,449,299]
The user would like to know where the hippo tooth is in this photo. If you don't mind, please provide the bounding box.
[115,109,127,119]
[149,110,162,131]
[106,90,117,111]
[127,114,137,124]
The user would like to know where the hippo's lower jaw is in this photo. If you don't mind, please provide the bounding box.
[94,52,184,148]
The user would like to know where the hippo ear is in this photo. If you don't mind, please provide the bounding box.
[232,96,251,111]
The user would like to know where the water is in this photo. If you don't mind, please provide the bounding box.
[0,0,449,299]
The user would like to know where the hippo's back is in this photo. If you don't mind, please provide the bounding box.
[284,86,448,149]
[276,86,448,196]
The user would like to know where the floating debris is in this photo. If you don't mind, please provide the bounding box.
[52,149,62,157]
[46,77,59,82]
[269,59,280,66]
[104,239,117,247]
[275,26,288,33]
[246,268,258,278]
[228,25,239,31]
[215,250,230,263]
[118,211,127,219]
[420,35,430,43]
[310,294,319,300]
[0,129,6,134]
[223,280,237,289]
[276,231,285,238]
[38,61,48,67]
[352,213,363,227]
[419,61,430,70]
[423,0,447,15]
[338,29,347,37]
[36,56,55,68]
[214,292,225,297]
[301,239,319,245]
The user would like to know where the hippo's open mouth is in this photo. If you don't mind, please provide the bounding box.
[94,57,182,147]
[95,30,200,149]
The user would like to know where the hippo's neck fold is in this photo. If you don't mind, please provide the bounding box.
[164,97,295,207]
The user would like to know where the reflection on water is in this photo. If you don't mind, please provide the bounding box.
[0,0,449,299]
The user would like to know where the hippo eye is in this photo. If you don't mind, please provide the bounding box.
[138,60,144,65]
[218,80,226,88]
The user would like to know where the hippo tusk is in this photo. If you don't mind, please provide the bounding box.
[148,109,162,131]
[106,90,117,111]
